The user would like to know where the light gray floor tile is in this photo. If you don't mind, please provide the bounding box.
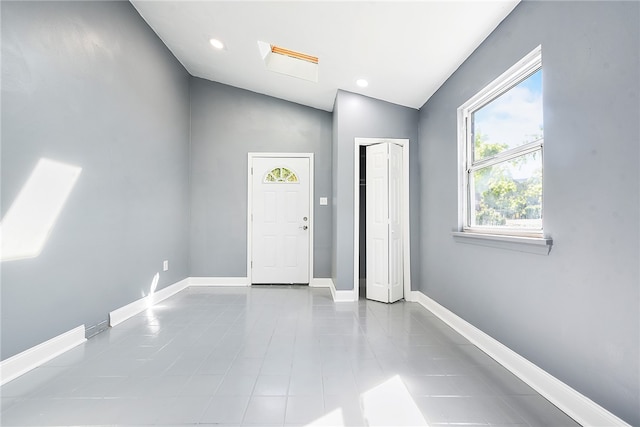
[69,376,126,398]
[164,355,206,376]
[243,395,287,424]
[129,356,175,377]
[0,367,68,398]
[419,396,513,425]
[216,374,258,396]
[288,373,324,396]
[1,397,20,412]
[0,398,61,426]
[227,357,263,376]
[201,395,250,424]
[402,374,459,396]
[323,394,366,426]
[322,374,358,396]
[156,396,211,424]
[28,375,88,399]
[253,374,290,396]
[178,374,224,396]
[479,366,539,395]
[285,395,325,424]
[0,286,579,426]
[452,374,499,396]
[502,395,581,426]
[197,356,235,375]
[116,397,171,424]
[260,358,293,375]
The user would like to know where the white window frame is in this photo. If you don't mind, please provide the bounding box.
[455,46,552,254]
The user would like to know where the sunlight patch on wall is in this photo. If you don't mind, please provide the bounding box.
[0,158,82,262]
[361,375,429,426]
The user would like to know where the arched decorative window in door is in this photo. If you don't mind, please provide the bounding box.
[263,167,299,183]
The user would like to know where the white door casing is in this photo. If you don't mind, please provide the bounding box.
[249,155,311,284]
[365,142,404,303]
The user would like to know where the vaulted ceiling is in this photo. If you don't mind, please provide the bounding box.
[131,1,519,112]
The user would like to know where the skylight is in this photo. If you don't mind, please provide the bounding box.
[257,41,319,83]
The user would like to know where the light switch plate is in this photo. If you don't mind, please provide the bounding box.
[320,197,328,206]
[163,260,169,271]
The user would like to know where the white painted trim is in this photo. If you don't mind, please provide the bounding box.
[452,231,552,255]
[109,278,189,327]
[247,152,314,285]
[189,277,249,287]
[0,325,86,386]
[353,138,411,301]
[329,279,357,302]
[411,290,630,427]
[310,277,333,288]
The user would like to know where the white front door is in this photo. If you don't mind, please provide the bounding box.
[251,157,310,284]
[366,143,403,303]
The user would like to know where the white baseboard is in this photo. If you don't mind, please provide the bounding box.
[109,278,189,327]
[329,279,357,302]
[0,325,86,386]
[310,278,333,288]
[189,277,249,287]
[411,291,630,427]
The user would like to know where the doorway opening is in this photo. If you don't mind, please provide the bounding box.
[359,145,367,298]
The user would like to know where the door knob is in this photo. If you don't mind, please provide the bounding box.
[300,225,308,230]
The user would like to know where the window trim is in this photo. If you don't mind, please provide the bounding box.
[451,231,552,255]
[457,46,548,246]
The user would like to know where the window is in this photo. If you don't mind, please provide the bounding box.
[458,46,543,238]
[263,167,299,183]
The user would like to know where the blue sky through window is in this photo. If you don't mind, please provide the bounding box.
[473,69,543,152]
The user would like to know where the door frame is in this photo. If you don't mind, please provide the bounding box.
[353,138,411,301]
[247,152,314,285]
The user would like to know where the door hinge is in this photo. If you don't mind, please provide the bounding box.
[251,167,253,175]
[251,261,253,268]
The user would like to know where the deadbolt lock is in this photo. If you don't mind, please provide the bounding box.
[303,217,308,221]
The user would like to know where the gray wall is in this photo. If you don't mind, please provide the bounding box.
[1,1,191,359]
[332,90,419,291]
[189,78,332,278]
[418,1,639,424]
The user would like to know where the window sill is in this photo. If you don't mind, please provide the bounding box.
[452,231,552,255]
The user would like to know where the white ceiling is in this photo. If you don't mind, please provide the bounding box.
[131,1,519,112]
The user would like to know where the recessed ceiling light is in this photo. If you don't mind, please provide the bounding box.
[356,79,369,88]
[209,38,225,50]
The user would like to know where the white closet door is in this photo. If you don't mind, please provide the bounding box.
[365,143,404,303]
[388,143,404,303]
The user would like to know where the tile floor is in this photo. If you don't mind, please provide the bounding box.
[0,286,580,426]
